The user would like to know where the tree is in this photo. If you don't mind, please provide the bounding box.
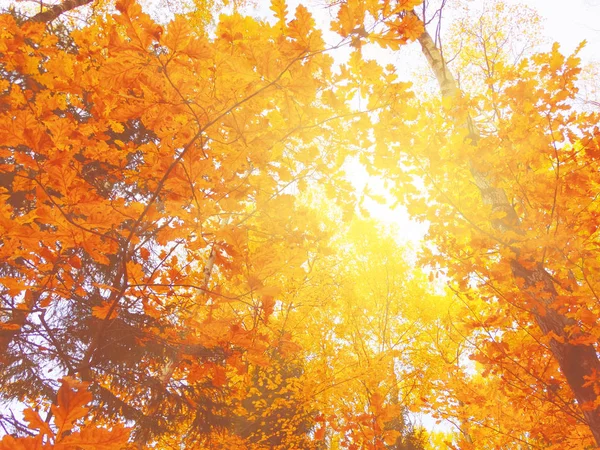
[328,0,600,446]
[0,1,360,446]
[2,0,600,448]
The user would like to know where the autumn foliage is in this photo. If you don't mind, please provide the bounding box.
[1,0,600,448]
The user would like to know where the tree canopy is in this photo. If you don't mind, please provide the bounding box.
[1,0,600,449]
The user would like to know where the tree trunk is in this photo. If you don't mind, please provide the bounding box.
[412,11,600,445]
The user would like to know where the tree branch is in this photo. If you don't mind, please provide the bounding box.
[28,0,93,23]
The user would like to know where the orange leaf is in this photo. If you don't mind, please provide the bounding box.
[212,365,227,387]
[92,302,117,320]
[51,378,92,435]
[58,424,130,449]
[23,408,53,437]
[161,15,191,53]
[0,435,43,450]
[314,426,326,440]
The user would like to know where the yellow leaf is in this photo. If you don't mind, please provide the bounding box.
[270,0,288,26]
[383,429,401,445]
[256,285,281,297]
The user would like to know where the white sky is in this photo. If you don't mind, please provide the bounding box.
[520,0,600,60]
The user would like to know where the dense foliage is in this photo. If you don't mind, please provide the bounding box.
[1,0,599,449]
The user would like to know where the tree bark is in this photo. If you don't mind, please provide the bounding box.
[412,11,600,446]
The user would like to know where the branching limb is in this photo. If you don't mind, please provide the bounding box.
[28,0,93,23]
